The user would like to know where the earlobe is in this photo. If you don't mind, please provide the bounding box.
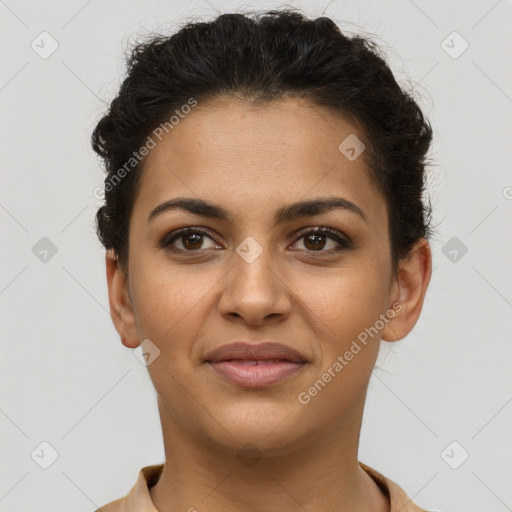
[105,250,140,349]
[381,238,432,343]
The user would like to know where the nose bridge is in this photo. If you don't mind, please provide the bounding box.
[218,235,290,323]
[231,236,278,298]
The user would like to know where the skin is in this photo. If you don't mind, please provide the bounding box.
[106,96,432,512]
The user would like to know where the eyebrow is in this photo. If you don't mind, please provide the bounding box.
[147,196,367,226]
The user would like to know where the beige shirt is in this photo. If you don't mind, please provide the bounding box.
[95,462,429,511]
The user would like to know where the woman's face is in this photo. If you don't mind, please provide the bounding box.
[108,96,420,455]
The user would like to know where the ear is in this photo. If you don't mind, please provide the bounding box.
[105,249,140,348]
[382,238,432,342]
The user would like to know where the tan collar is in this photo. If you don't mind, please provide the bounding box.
[98,462,427,512]
[359,461,428,512]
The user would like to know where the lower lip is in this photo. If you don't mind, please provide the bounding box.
[207,360,306,388]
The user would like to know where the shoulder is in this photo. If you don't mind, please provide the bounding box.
[93,497,125,512]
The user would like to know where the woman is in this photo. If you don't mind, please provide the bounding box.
[92,8,434,511]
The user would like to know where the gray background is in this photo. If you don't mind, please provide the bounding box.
[1,0,511,511]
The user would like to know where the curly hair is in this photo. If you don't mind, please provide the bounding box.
[91,8,434,275]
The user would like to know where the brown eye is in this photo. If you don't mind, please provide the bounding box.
[161,228,219,252]
[303,233,329,251]
[291,227,353,254]
[181,232,205,250]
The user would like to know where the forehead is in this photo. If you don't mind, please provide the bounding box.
[132,96,386,229]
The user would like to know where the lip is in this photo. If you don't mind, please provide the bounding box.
[204,342,308,388]
[205,341,307,363]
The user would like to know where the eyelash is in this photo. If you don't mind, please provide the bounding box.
[160,226,354,255]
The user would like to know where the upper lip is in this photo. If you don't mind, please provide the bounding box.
[205,342,308,363]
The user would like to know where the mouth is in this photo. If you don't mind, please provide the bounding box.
[204,341,308,388]
[206,359,306,388]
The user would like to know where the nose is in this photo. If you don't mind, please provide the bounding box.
[218,245,292,326]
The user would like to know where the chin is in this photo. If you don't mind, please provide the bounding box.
[204,404,311,453]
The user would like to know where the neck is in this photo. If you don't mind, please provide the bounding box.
[149,395,389,512]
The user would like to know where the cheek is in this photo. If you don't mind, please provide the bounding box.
[292,268,386,419]
[294,263,388,343]
[129,256,216,343]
